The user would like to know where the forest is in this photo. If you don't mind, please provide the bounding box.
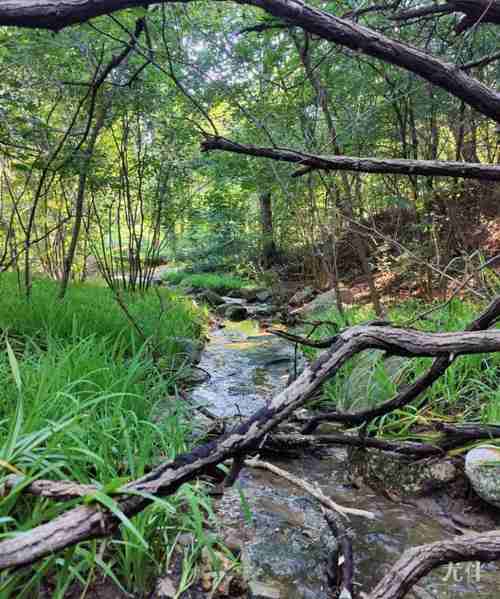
[1,0,500,598]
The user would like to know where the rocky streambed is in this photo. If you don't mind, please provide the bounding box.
[187,315,500,599]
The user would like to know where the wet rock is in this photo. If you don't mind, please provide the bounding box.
[226,305,248,321]
[215,467,337,599]
[465,445,500,508]
[198,289,225,306]
[292,288,354,316]
[239,288,263,302]
[172,337,204,364]
[225,289,240,298]
[215,303,230,317]
[154,577,176,598]
[289,287,315,307]
[179,367,210,386]
[349,448,459,498]
[256,289,272,303]
[248,581,282,599]
[249,305,274,319]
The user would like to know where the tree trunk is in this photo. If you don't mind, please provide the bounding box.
[58,101,108,299]
[259,191,277,268]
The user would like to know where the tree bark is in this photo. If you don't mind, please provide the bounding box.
[201,136,500,181]
[368,531,500,599]
[259,191,277,268]
[58,102,108,299]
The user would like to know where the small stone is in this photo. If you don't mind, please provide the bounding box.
[199,289,225,306]
[289,286,315,307]
[256,290,272,303]
[155,577,176,598]
[248,580,282,599]
[223,531,243,553]
[201,572,213,592]
[177,532,194,546]
[465,445,500,508]
[216,303,231,317]
[226,305,248,321]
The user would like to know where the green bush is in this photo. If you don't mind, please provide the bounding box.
[162,270,253,294]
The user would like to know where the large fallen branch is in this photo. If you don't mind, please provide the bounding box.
[201,136,500,180]
[368,530,500,599]
[3,315,500,570]
[302,296,500,432]
[2,0,500,122]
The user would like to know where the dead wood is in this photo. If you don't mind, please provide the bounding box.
[367,530,500,599]
[244,457,374,519]
[201,136,500,180]
[302,296,500,433]
[1,300,500,573]
[323,508,355,599]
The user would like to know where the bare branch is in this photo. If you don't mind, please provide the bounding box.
[201,136,500,181]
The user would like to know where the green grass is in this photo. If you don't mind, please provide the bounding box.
[0,275,230,597]
[0,273,206,361]
[162,270,253,294]
[302,298,500,438]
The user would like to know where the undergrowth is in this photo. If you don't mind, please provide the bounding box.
[162,270,253,294]
[303,298,500,443]
[0,275,228,598]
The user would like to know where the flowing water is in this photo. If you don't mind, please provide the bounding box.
[191,317,500,599]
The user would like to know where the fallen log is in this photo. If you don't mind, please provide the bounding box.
[368,530,500,599]
[201,136,500,181]
[302,297,500,433]
[272,432,444,456]
[393,0,500,33]
[323,508,355,599]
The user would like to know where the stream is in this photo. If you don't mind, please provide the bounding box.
[190,315,500,599]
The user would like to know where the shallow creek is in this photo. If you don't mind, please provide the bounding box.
[191,318,500,599]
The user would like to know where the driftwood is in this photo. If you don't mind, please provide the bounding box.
[368,530,500,599]
[244,457,375,519]
[270,432,445,456]
[1,308,500,571]
[323,508,355,599]
[393,0,500,33]
[201,136,500,181]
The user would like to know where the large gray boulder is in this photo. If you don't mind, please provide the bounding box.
[292,288,354,317]
[465,445,500,508]
[256,289,272,303]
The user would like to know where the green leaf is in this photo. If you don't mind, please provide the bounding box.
[83,490,148,548]
[6,339,22,392]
